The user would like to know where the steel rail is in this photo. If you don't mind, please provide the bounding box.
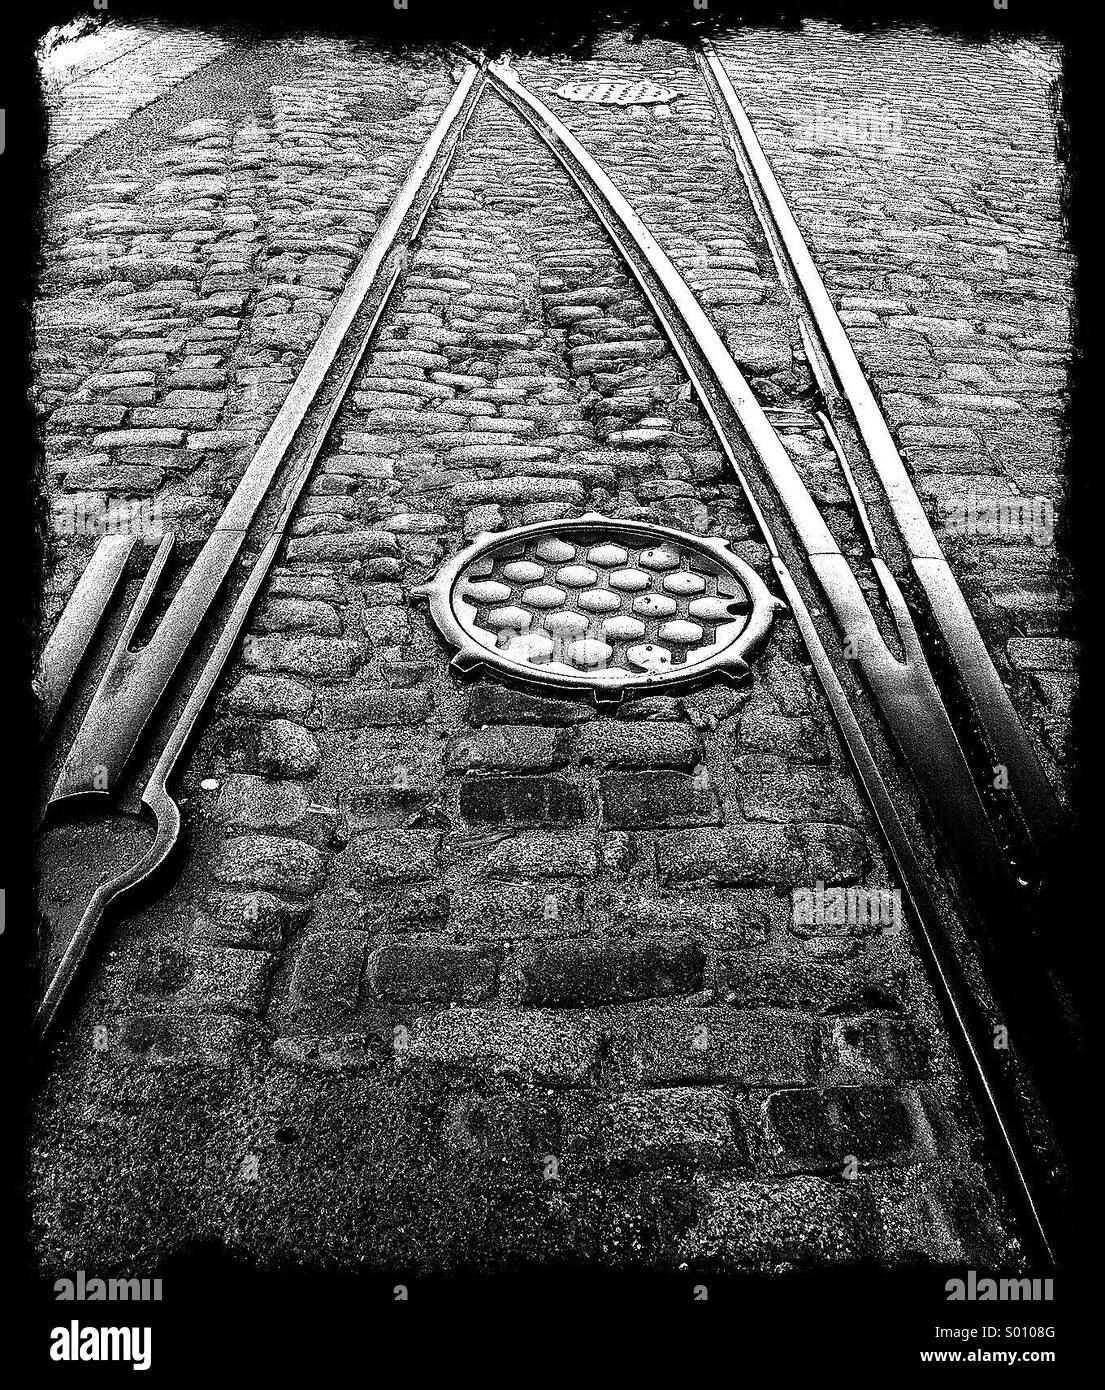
[696,38,1063,849]
[36,534,137,730]
[35,63,488,1040]
[483,58,1057,1262]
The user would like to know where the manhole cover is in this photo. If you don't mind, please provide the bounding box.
[555,80,679,106]
[414,514,780,705]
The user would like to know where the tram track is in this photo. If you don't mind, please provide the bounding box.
[34,51,1075,1263]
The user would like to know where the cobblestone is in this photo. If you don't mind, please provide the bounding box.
[343,830,442,885]
[172,945,274,1016]
[221,718,321,778]
[765,1085,918,1172]
[604,1088,744,1172]
[290,930,370,1015]
[575,720,702,769]
[405,1007,604,1086]
[367,940,500,1005]
[659,824,870,886]
[446,725,569,773]
[459,774,587,827]
[213,835,325,896]
[226,674,315,720]
[194,889,309,952]
[213,774,309,830]
[510,936,706,1006]
[599,770,721,828]
[615,1008,821,1087]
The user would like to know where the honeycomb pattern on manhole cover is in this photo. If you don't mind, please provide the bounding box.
[554,80,679,106]
[414,515,780,704]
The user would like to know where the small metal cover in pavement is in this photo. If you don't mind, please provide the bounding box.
[555,80,679,106]
[413,514,780,705]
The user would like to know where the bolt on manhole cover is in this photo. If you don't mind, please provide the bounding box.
[413,514,780,705]
[555,79,680,106]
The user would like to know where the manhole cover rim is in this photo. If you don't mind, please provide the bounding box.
[413,513,780,703]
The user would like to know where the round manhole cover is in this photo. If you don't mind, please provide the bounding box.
[414,514,780,704]
[555,80,679,106]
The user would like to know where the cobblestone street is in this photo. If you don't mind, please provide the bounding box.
[30,19,1074,1278]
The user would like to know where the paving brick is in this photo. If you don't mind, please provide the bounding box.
[448,881,586,941]
[604,1087,744,1172]
[290,930,371,1014]
[622,891,772,946]
[453,476,583,505]
[737,756,863,826]
[61,461,163,492]
[715,953,904,1013]
[722,308,793,372]
[243,635,364,681]
[195,889,309,952]
[737,704,832,762]
[353,884,451,935]
[828,1017,932,1080]
[615,696,682,722]
[213,835,325,897]
[1030,672,1076,714]
[446,724,569,773]
[337,760,436,827]
[466,684,592,725]
[760,654,818,716]
[599,770,721,828]
[659,824,869,887]
[789,882,903,939]
[94,428,185,448]
[459,774,587,827]
[226,674,315,720]
[360,605,411,647]
[510,936,705,1005]
[344,829,442,885]
[616,1008,820,1087]
[765,1085,916,1171]
[222,718,320,778]
[480,831,598,880]
[367,939,499,1004]
[576,720,702,769]
[132,942,193,994]
[254,598,342,636]
[285,530,400,564]
[320,686,431,729]
[1006,636,1077,672]
[405,1007,603,1086]
[213,775,308,831]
